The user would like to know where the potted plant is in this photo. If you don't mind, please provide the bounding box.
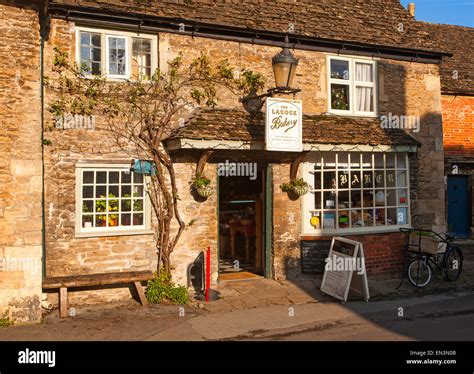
[281,178,310,197]
[191,173,213,198]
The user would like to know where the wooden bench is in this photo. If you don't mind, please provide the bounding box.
[43,270,154,318]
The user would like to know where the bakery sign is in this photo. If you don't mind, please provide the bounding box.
[265,97,303,152]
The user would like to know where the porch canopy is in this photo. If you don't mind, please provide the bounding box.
[164,108,420,156]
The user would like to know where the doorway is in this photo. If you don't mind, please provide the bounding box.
[447,175,472,238]
[218,166,266,280]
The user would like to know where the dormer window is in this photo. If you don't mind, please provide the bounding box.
[327,56,378,116]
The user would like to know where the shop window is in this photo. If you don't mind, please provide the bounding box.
[76,27,157,80]
[76,165,150,236]
[303,152,410,234]
[327,56,377,116]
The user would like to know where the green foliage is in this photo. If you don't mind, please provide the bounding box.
[43,139,52,146]
[280,178,309,193]
[240,69,265,93]
[146,271,188,304]
[191,173,211,189]
[0,316,11,328]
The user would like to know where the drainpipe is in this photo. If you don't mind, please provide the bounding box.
[39,1,50,281]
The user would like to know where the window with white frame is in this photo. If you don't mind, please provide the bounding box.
[76,165,150,235]
[77,27,157,80]
[327,56,378,116]
[302,152,410,234]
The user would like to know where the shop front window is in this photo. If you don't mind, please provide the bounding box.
[303,152,410,233]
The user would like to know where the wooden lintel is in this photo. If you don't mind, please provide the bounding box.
[196,150,214,176]
[290,152,308,180]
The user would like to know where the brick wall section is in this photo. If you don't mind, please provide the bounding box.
[0,2,43,323]
[442,95,474,158]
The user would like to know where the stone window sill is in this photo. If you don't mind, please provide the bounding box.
[75,230,155,239]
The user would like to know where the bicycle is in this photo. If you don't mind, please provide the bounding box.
[398,228,463,289]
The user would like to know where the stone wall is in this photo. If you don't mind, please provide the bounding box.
[0,2,43,323]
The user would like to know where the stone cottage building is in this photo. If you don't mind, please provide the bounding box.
[1,0,470,323]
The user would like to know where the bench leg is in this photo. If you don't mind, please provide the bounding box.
[134,282,148,308]
[59,287,68,318]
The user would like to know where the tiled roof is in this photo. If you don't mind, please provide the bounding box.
[166,108,420,147]
[421,22,474,95]
[50,0,445,54]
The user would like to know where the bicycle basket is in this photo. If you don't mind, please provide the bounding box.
[408,230,441,255]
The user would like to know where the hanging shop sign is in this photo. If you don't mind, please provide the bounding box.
[320,237,370,303]
[265,97,303,152]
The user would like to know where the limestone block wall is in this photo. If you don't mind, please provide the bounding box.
[0,2,43,323]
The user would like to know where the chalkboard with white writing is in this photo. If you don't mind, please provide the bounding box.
[301,240,332,274]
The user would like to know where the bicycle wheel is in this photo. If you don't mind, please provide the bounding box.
[444,246,463,282]
[407,258,432,288]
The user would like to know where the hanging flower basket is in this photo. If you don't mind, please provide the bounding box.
[191,173,213,198]
[196,185,213,198]
[280,178,310,198]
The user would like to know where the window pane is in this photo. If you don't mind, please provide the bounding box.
[338,170,349,189]
[121,185,132,197]
[109,172,119,184]
[82,200,94,213]
[323,171,336,189]
[96,185,106,198]
[133,213,144,226]
[96,199,107,212]
[121,171,132,184]
[351,210,363,228]
[355,63,373,82]
[331,84,350,111]
[121,214,131,226]
[323,212,336,229]
[109,185,119,197]
[350,171,361,188]
[375,208,385,226]
[96,171,107,184]
[83,171,94,184]
[398,189,408,206]
[82,215,94,228]
[133,199,143,212]
[96,215,107,227]
[397,171,408,187]
[108,37,127,76]
[121,200,132,212]
[330,59,349,80]
[387,191,397,206]
[79,32,101,75]
[355,86,373,112]
[91,34,101,47]
[313,171,322,191]
[363,171,373,188]
[386,154,396,168]
[375,172,384,187]
[386,170,396,187]
[83,186,93,198]
[397,154,407,169]
[132,38,152,80]
[109,214,119,227]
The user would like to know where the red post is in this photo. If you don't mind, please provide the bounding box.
[206,246,211,303]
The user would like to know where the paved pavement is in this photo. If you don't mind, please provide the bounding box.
[0,240,471,341]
